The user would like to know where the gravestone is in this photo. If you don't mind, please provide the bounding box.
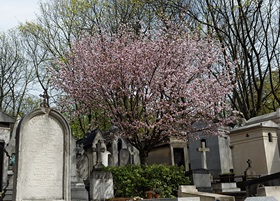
[90,140,114,200]
[119,148,130,166]
[244,159,258,180]
[189,131,233,178]
[13,108,71,201]
[92,140,105,170]
[90,171,114,200]
[185,140,212,192]
[128,145,140,165]
[71,136,88,201]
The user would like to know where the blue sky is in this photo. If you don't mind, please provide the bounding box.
[0,0,45,31]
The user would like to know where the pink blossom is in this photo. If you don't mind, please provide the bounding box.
[51,27,236,164]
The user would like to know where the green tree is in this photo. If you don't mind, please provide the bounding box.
[185,0,280,119]
[0,30,35,117]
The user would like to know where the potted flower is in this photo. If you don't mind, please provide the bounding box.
[145,190,155,199]
[154,188,162,198]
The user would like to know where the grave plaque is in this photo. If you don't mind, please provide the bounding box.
[13,108,71,201]
[119,149,130,166]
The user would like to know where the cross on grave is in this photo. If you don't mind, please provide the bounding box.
[39,90,50,108]
[247,159,252,168]
[197,141,210,169]
[128,146,135,164]
[92,140,105,170]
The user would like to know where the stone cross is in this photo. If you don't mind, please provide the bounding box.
[128,146,135,164]
[92,140,105,170]
[247,159,252,168]
[197,141,210,169]
[39,90,50,108]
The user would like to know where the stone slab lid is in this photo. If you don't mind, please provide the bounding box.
[230,120,278,134]
[246,109,280,125]
[245,196,278,201]
[0,111,15,123]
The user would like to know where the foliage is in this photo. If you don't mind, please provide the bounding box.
[0,30,36,117]
[186,0,280,119]
[104,164,190,198]
[1,0,278,128]
[52,26,236,164]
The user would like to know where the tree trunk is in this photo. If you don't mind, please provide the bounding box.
[139,150,149,165]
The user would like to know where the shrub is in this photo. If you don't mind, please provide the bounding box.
[104,164,190,198]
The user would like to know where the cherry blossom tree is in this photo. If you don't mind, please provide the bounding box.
[52,28,235,164]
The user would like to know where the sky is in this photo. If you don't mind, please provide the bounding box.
[0,0,45,32]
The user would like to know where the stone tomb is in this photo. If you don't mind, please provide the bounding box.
[188,131,233,178]
[13,108,71,201]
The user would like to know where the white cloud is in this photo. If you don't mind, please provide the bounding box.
[0,0,42,31]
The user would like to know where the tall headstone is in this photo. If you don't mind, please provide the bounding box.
[90,139,114,200]
[186,139,212,192]
[13,108,71,201]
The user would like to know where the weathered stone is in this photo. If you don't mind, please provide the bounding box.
[13,108,71,201]
[245,197,278,201]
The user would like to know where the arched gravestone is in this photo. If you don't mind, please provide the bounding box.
[13,108,71,201]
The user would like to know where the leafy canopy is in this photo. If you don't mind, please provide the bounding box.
[52,27,236,163]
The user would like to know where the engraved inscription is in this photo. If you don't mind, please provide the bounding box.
[20,115,64,199]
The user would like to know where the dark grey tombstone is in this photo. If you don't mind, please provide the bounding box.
[189,134,233,178]
[119,148,130,166]
[13,108,71,201]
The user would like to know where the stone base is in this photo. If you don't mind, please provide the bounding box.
[3,171,14,201]
[212,182,241,193]
[90,170,114,201]
[185,169,213,192]
[71,182,88,201]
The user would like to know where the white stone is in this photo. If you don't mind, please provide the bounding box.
[257,186,280,201]
[13,108,71,201]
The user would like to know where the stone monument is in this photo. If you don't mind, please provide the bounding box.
[189,130,234,178]
[90,140,114,200]
[81,129,114,200]
[186,139,212,192]
[13,108,71,201]
[71,136,88,201]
